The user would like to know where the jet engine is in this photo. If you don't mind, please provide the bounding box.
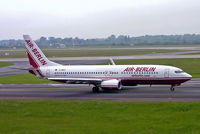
[101,79,122,90]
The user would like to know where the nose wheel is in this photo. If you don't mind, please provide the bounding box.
[170,84,180,92]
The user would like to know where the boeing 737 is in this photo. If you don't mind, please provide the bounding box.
[23,35,192,93]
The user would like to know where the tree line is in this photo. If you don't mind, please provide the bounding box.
[1,34,200,48]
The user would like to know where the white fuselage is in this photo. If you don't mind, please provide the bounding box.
[39,65,192,86]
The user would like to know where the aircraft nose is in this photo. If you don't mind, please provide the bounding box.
[185,73,192,79]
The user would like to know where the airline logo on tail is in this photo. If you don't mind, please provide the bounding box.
[24,35,61,68]
[25,40,47,66]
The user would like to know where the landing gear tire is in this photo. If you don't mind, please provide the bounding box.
[170,87,175,92]
[92,87,99,93]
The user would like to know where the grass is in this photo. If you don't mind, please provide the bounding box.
[0,62,13,68]
[102,58,200,78]
[0,101,200,134]
[183,52,200,55]
[0,74,54,84]
[0,48,186,58]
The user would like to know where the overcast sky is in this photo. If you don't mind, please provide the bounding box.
[0,0,199,39]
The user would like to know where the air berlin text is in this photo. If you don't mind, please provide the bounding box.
[25,40,47,66]
[124,67,156,72]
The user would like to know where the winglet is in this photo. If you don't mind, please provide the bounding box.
[109,58,116,65]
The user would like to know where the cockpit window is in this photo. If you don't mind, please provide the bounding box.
[175,70,184,73]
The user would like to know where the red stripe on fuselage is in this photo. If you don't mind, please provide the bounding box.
[120,78,190,85]
[51,77,191,85]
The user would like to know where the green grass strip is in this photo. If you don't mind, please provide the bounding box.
[183,52,200,55]
[0,100,200,134]
[0,74,54,84]
[0,62,13,68]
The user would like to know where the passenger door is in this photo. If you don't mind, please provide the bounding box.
[164,69,169,78]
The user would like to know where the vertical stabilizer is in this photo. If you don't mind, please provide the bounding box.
[23,35,61,68]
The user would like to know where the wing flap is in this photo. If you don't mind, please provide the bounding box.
[48,77,102,84]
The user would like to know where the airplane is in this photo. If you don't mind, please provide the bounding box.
[23,35,192,93]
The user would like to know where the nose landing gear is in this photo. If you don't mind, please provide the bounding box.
[170,84,180,92]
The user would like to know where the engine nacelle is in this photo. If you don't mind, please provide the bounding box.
[101,79,122,90]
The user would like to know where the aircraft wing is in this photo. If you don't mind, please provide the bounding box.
[48,77,103,84]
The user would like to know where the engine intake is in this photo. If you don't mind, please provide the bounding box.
[101,79,121,90]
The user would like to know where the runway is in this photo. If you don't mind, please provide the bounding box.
[0,79,200,101]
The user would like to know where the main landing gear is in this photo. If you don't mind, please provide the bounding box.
[92,86,100,93]
[170,86,175,92]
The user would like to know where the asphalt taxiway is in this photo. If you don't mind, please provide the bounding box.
[0,79,199,101]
